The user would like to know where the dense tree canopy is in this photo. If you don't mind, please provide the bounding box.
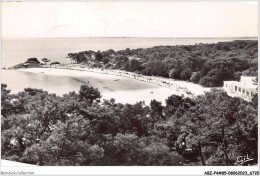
[1,84,257,166]
[66,40,257,87]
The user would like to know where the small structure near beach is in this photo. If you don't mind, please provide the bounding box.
[223,76,257,100]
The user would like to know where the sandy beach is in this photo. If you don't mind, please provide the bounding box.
[17,67,211,105]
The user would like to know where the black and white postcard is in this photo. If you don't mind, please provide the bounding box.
[1,1,259,175]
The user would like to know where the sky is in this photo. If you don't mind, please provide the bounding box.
[1,1,258,38]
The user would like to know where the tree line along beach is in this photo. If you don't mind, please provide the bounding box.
[10,65,212,105]
[1,39,258,166]
[3,39,257,102]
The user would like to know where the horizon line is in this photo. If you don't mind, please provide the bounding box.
[2,36,258,40]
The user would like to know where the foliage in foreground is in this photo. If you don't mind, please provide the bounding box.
[1,84,258,166]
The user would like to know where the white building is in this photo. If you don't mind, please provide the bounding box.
[223,76,257,100]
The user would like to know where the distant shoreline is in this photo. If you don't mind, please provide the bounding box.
[3,37,258,40]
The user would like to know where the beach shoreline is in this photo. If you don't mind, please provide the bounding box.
[18,65,212,95]
[16,66,212,104]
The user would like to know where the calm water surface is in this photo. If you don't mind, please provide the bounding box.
[1,69,179,104]
[2,70,82,95]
